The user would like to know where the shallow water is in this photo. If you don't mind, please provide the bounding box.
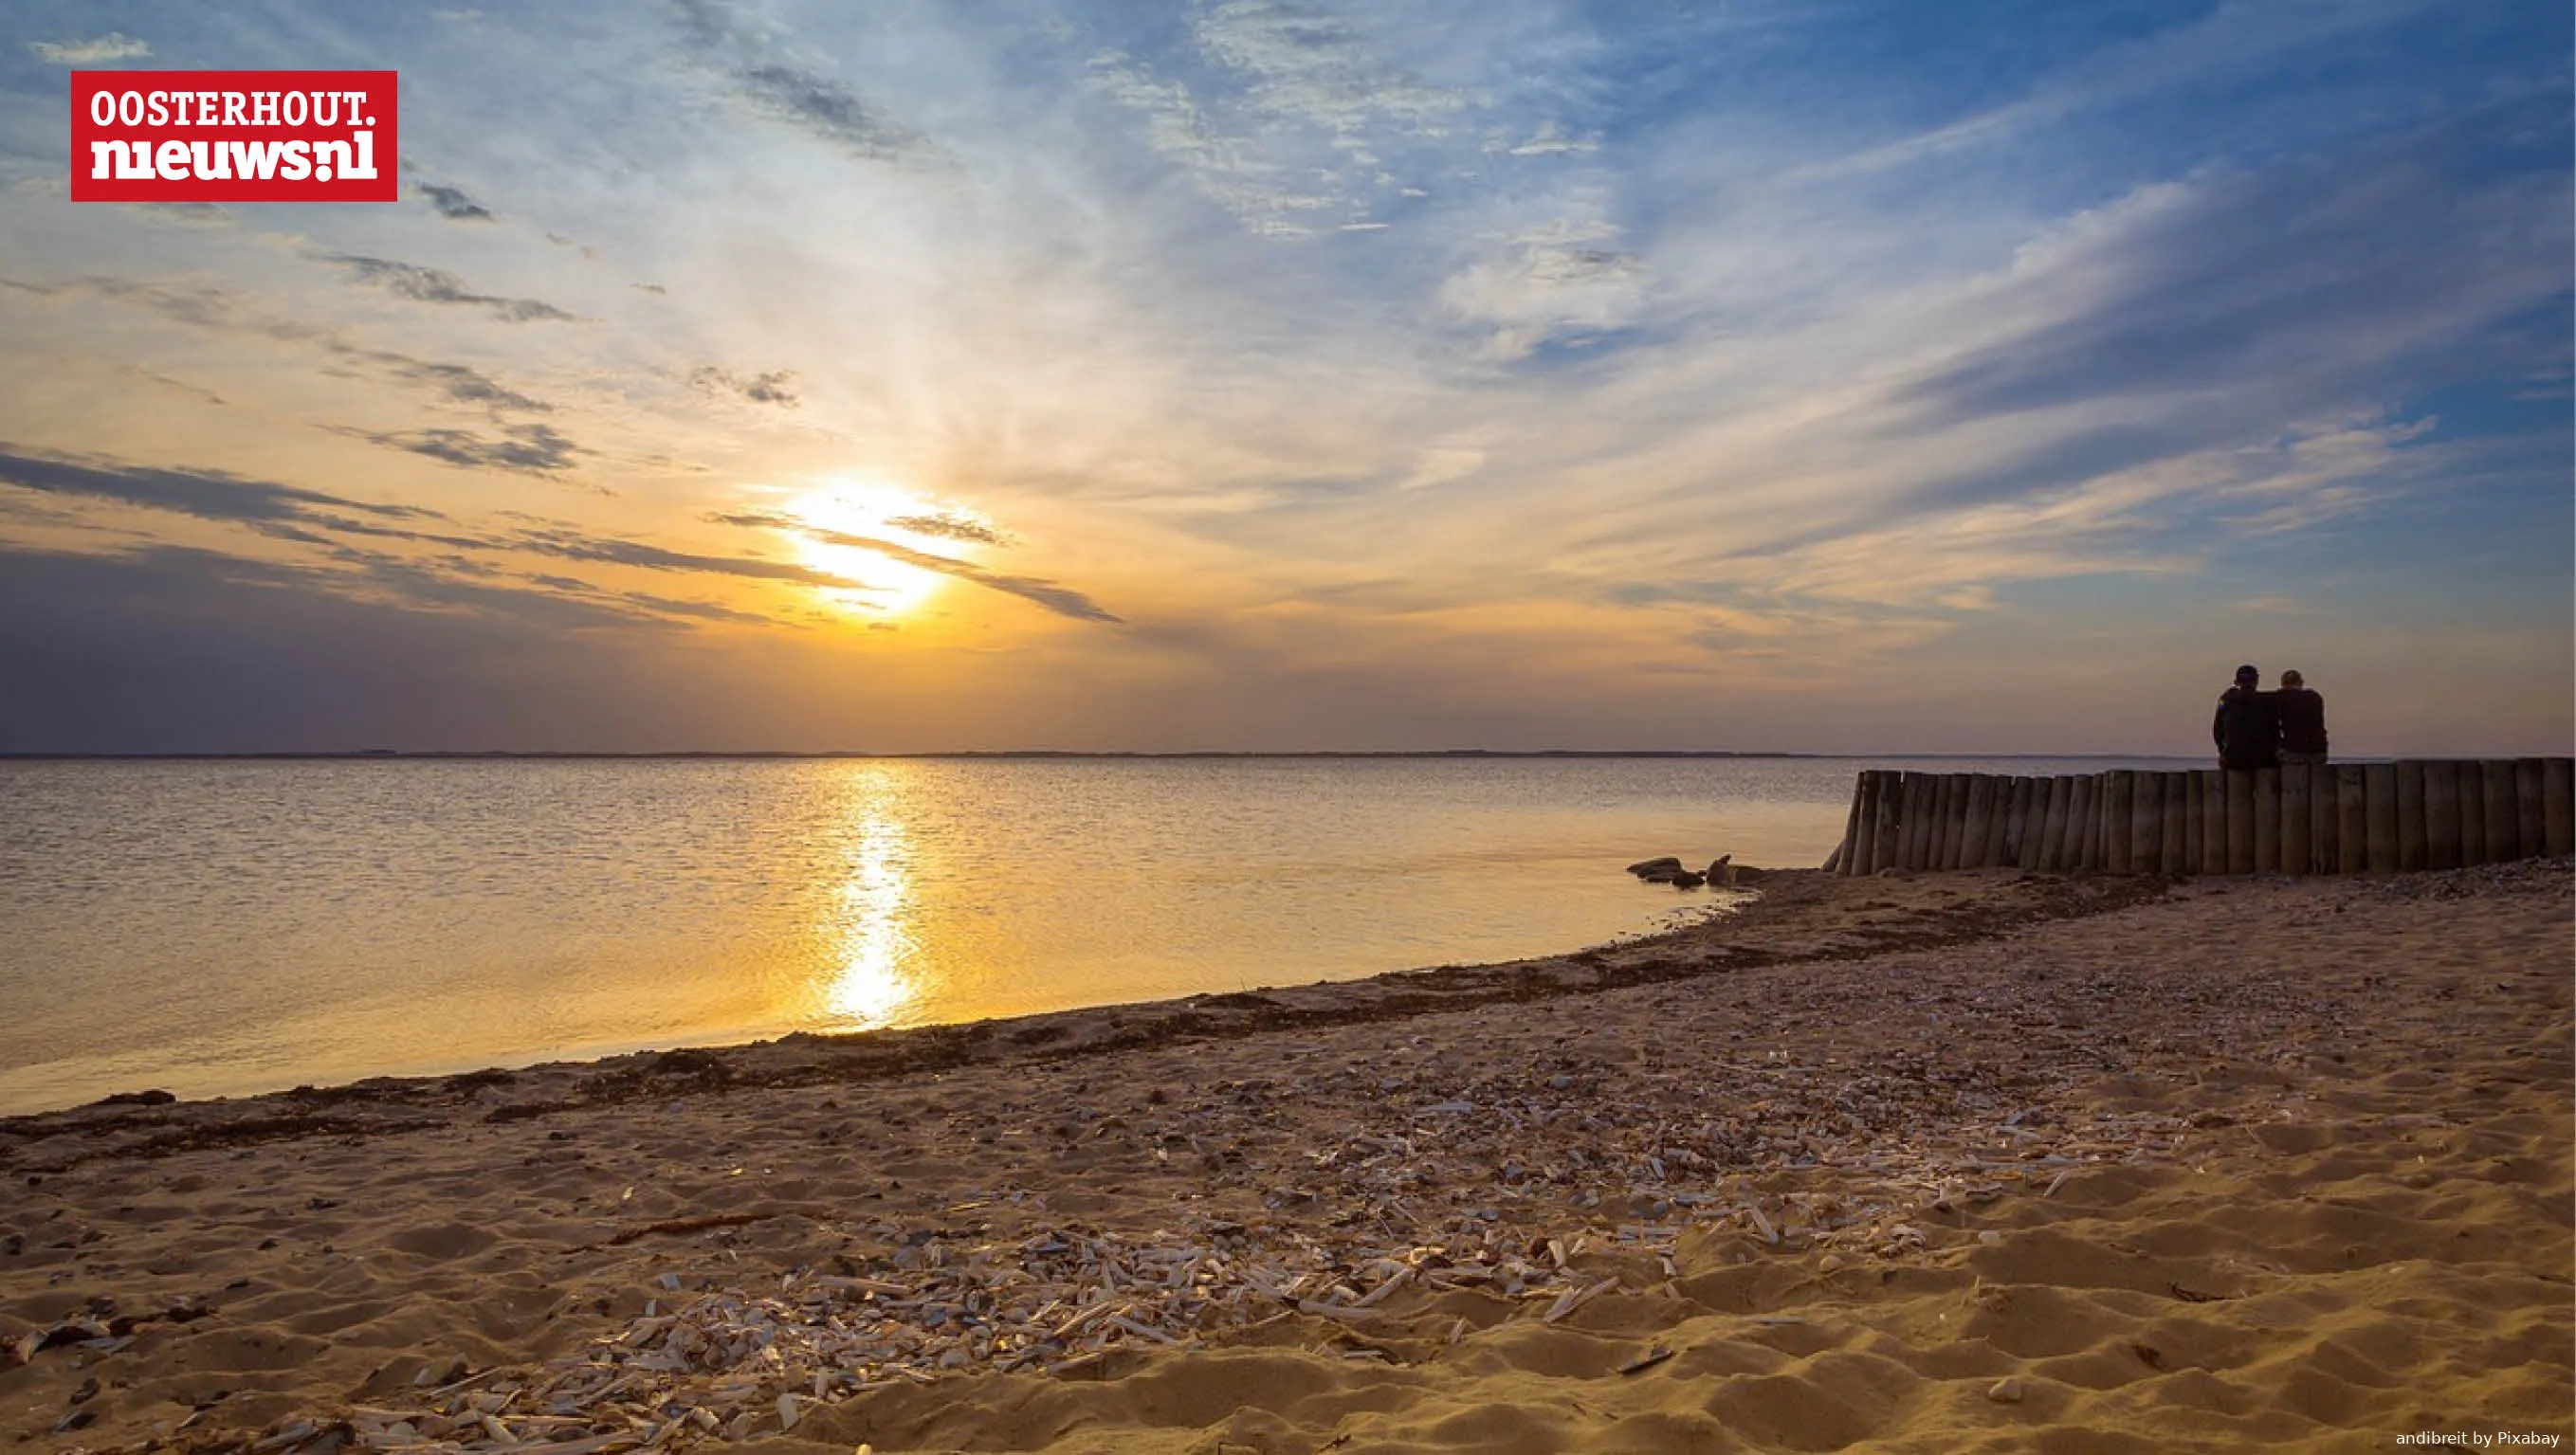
[0,755,2182,1112]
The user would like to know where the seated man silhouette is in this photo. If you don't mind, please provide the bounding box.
[2213,664,2279,772]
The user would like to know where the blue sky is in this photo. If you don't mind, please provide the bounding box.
[0,0,2567,752]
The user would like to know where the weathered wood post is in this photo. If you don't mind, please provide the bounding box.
[2160,773,2188,875]
[2395,760,2427,872]
[2039,776,2073,870]
[2364,762,2399,873]
[2422,760,2461,871]
[2335,765,2366,875]
[2280,764,2311,875]
[1916,772,1945,869]
[2199,770,2227,876]
[1873,772,1907,873]
[2515,758,2548,858]
[2311,765,2339,874]
[2103,771,2133,875]
[2184,773,2205,871]
[1844,773,1877,875]
[2457,762,2487,868]
[1962,775,1996,869]
[1947,774,1977,868]
[1870,769,1898,875]
[1844,773,1865,875]
[1981,777,2014,867]
[2473,762,2513,860]
[2067,774,2097,871]
[2092,771,2116,869]
[2003,777,2035,867]
[2481,759,2521,864]
[2129,773,2163,875]
[1895,777,1916,870]
[2546,757,2575,856]
[2090,773,2118,871]
[1927,775,1956,869]
[2224,771,2256,875]
[2253,767,2281,873]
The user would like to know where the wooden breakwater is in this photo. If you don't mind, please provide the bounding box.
[1830,759,2575,876]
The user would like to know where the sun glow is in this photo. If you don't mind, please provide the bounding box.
[785,478,993,616]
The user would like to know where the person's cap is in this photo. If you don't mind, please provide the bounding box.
[2280,669,2304,687]
[2234,664,2259,682]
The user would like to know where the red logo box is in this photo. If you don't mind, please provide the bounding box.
[71,70,398,202]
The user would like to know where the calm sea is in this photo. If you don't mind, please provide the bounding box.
[0,755,2176,1114]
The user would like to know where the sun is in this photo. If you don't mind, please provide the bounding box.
[783,478,993,616]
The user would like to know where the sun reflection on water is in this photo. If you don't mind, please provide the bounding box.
[822,804,919,1029]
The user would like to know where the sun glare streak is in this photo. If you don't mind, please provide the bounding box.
[786,478,993,616]
[823,802,919,1028]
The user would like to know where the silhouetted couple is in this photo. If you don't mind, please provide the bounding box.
[2214,664,2329,772]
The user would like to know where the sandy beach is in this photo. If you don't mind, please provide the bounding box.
[3,862,2567,1454]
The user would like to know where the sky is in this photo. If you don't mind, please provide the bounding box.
[0,0,2567,755]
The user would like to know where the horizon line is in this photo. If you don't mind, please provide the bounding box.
[0,748,2262,762]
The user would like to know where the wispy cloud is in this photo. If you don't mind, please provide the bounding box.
[27,33,148,64]
[415,182,496,222]
[320,255,578,322]
[509,526,886,594]
[0,445,439,532]
[885,513,1008,547]
[671,0,947,168]
[801,527,1120,624]
[340,423,587,477]
[689,366,798,407]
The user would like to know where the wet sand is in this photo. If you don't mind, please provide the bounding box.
[3,862,2567,1454]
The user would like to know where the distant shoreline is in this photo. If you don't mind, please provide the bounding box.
[0,749,2211,762]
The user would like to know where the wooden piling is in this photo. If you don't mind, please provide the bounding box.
[1873,772,1906,873]
[2223,771,2255,875]
[2066,775,2096,871]
[2199,770,2227,876]
[2481,759,2521,864]
[2090,773,2117,871]
[1900,773,1933,871]
[1962,775,1996,869]
[2039,776,2073,870]
[2395,760,2426,872]
[2335,766,2366,875]
[2546,757,2574,856]
[2184,773,2205,872]
[2280,764,2311,875]
[2457,762,2487,868]
[1980,776,2014,867]
[2422,760,2461,872]
[2092,773,2111,875]
[2311,764,2338,875]
[1882,773,1908,871]
[2130,773,2163,875]
[1926,775,1955,869]
[1846,773,1878,875]
[1911,776,1939,870]
[2002,777,2033,867]
[2253,767,2281,873]
[2159,773,2188,875]
[2515,758,2548,859]
[1844,773,1865,875]
[1947,775,1977,868]
[1915,772,1944,870]
[2102,771,2133,875]
[2364,763,2399,873]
